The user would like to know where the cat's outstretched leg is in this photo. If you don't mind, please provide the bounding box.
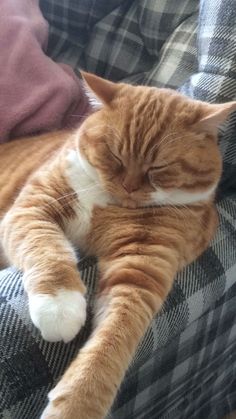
[41,252,178,419]
[0,183,87,343]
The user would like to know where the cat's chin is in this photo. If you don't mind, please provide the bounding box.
[121,198,139,209]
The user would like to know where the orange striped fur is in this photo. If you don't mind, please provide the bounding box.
[0,73,235,419]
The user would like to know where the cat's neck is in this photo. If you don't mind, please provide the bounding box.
[65,148,114,205]
[63,147,114,249]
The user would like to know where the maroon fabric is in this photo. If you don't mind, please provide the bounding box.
[0,0,90,143]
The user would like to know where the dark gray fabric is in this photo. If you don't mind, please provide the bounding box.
[1,0,236,417]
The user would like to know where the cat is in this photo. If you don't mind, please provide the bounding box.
[0,72,235,419]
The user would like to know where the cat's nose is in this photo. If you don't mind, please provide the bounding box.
[122,181,139,194]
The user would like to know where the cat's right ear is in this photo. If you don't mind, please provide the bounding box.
[81,71,118,105]
[194,101,236,136]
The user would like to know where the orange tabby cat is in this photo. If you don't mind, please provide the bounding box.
[0,72,235,419]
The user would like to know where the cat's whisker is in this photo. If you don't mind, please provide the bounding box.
[41,192,78,211]
[161,203,194,228]
[150,188,201,226]
[148,132,176,157]
[77,252,94,266]
[53,191,78,202]
[44,195,77,213]
[159,134,189,151]
[151,132,192,155]
[80,184,100,191]
[163,135,195,149]
[178,204,209,230]
[43,183,100,213]
[70,113,91,118]
[155,131,177,148]
[167,202,209,231]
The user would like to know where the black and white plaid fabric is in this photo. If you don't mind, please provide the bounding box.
[1,0,236,418]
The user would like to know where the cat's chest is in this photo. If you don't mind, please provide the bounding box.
[64,150,112,249]
[65,193,110,250]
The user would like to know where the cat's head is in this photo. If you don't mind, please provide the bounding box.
[77,72,236,208]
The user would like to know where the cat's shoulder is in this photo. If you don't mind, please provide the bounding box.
[0,130,74,213]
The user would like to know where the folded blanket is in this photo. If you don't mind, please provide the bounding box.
[0,0,90,143]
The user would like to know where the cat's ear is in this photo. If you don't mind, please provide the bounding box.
[81,71,118,105]
[195,101,236,135]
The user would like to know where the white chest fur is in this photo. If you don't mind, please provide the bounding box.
[150,184,216,206]
[64,150,112,249]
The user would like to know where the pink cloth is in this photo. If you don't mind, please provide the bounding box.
[0,0,90,142]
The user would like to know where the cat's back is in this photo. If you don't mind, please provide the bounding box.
[0,130,69,213]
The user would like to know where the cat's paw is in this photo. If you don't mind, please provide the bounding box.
[28,289,87,343]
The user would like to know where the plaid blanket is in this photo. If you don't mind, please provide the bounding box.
[1,0,236,418]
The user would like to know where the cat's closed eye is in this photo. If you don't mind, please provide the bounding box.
[148,163,169,171]
[108,147,123,168]
[148,163,170,185]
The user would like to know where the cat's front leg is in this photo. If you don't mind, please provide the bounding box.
[1,202,87,343]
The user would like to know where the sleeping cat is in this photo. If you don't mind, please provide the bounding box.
[0,72,235,419]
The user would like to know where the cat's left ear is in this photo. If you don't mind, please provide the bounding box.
[81,71,118,105]
[195,101,236,135]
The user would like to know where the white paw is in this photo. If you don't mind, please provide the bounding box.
[28,289,87,343]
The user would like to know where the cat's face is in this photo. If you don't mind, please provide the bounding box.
[78,73,235,208]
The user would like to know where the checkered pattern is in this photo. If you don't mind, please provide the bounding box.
[1,0,236,418]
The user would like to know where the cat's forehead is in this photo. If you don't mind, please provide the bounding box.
[116,87,188,132]
[110,88,187,152]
